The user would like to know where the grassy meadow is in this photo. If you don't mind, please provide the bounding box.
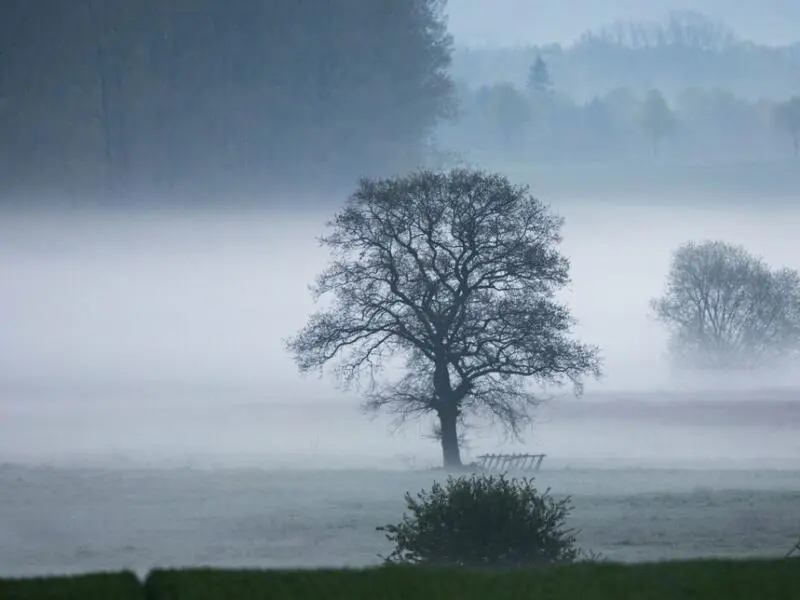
[2,559,799,600]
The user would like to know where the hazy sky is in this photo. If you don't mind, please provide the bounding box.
[446,0,800,47]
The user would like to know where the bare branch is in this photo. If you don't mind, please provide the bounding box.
[652,240,800,370]
[287,169,602,465]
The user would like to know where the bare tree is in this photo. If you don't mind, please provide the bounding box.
[582,10,737,51]
[287,169,600,468]
[652,240,800,371]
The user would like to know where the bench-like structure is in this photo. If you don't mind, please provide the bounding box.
[475,453,546,472]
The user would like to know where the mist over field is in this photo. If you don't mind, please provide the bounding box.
[1,0,799,580]
[2,198,798,468]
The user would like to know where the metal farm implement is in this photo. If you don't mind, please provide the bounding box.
[475,453,546,472]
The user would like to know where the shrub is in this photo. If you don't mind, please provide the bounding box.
[377,473,580,569]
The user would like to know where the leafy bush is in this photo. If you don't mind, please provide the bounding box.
[0,571,142,600]
[377,473,580,568]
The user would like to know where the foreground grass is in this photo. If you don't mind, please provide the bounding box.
[144,560,800,600]
[3,559,798,599]
[0,571,142,600]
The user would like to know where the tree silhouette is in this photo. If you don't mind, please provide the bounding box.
[652,240,800,371]
[527,55,553,95]
[474,83,533,151]
[288,169,600,468]
[640,89,676,156]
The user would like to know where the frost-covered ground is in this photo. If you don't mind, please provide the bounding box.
[1,464,798,579]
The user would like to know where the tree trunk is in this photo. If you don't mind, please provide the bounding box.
[432,358,464,469]
[438,408,462,469]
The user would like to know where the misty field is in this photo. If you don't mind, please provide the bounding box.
[2,189,799,583]
[1,464,798,579]
[500,160,800,203]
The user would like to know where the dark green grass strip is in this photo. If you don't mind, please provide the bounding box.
[144,558,800,600]
[0,571,143,600]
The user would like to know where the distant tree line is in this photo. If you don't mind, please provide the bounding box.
[2,5,798,201]
[440,64,800,165]
[440,11,800,166]
[0,0,453,199]
[452,11,800,101]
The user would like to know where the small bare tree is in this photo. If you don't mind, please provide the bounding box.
[287,169,600,468]
[652,240,800,371]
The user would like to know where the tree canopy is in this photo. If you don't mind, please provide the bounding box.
[288,169,600,468]
[639,89,676,156]
[0,0,454,199]
[652,240,800,371]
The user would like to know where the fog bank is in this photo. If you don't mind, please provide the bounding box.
[1,201,798,464]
